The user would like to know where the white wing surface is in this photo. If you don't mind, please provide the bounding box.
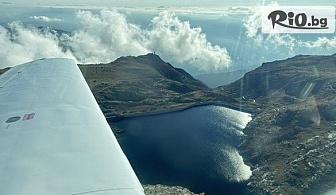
[0,58,144,194]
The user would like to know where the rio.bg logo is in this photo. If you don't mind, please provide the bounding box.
[262,6,335,33]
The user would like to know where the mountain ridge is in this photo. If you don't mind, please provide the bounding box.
[218,53,336,194]
[78,53,236,117]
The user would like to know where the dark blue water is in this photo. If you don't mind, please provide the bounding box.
[113,105,252,195]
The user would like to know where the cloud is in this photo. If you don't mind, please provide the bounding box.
[116,6,250,16]
[146,11,231,71]
[302,36,336,49]
[243,5,295,51]
[242,4,335,54]
[1,8,334,72]
[1,9,232,72]
[0,22,74,68]
[243,6,262,40]
[61,9,231,72]
[61,9,149,64]
[30,16,64,22]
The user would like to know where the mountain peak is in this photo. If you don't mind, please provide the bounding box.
[114,53,164,64]
[139,53,162,60]
[78,53,220,115]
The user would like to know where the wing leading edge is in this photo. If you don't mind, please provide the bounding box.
[0,58,144,194]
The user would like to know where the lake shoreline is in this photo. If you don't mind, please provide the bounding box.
[113,103,253,195]
[107,101,256,122]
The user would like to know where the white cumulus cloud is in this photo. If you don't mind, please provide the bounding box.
[62,9,231,72]
[146,11,231,71]
[30,16,64,22]
[1,9,232,72]
[302,36,336,49]
[243,5,295,51]
[0,22,74,68]
[61,9,149,64]
[243,4,336,54]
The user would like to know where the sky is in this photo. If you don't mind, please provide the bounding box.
[3,0,335,7]
[0,1,335,75]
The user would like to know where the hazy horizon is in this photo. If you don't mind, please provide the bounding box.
[4,0,335,7]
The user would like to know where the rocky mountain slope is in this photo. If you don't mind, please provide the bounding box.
[218,53,336,194]
[79,53,235,118]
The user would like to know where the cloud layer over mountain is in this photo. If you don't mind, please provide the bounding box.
[0,9,232,72]
[0,8,334,72]
[0,22,74,68]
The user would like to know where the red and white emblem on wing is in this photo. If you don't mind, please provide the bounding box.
[23,113,35,121]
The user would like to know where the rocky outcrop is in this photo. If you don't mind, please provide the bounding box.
[143,184,204,195]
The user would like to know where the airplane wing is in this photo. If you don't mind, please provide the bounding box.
[0,58,144,195]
